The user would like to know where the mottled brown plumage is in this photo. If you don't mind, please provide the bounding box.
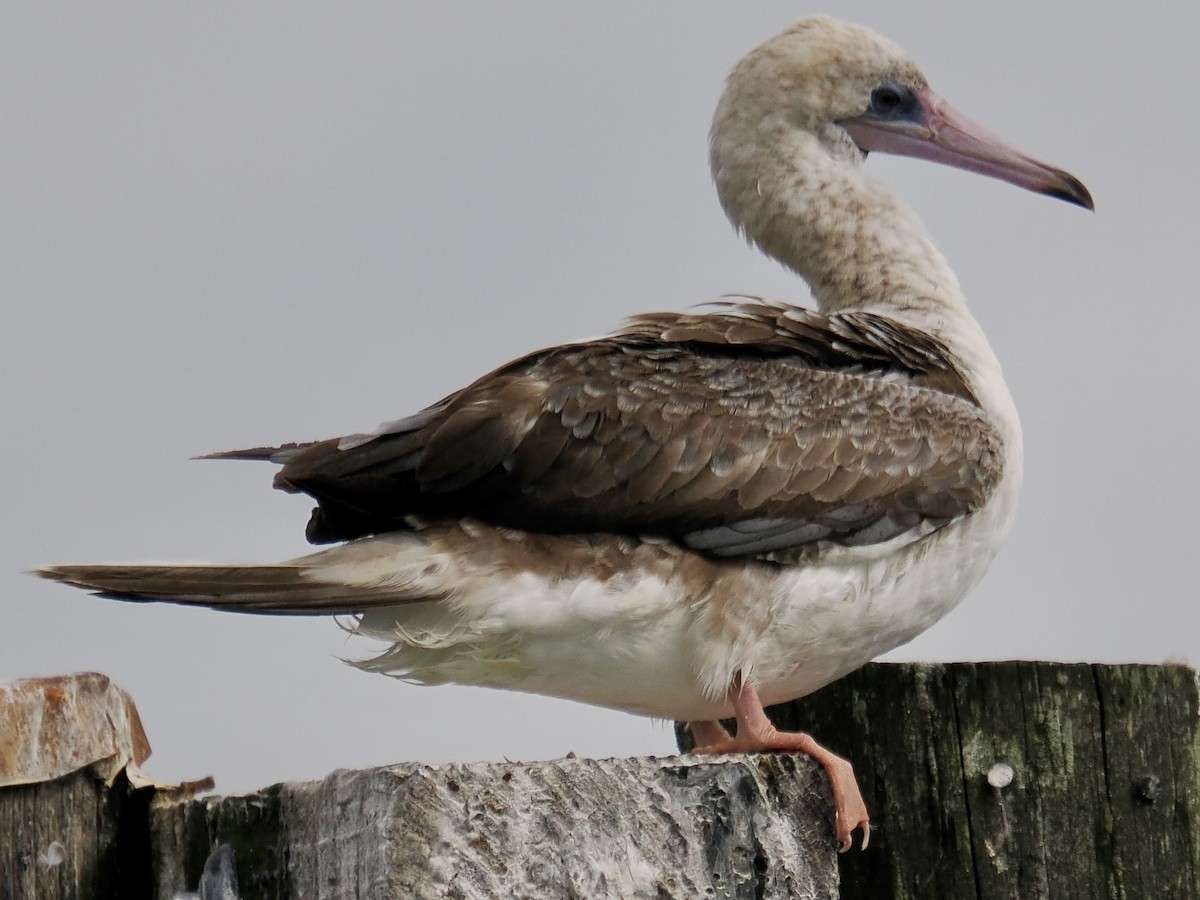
[268,302,1001,552]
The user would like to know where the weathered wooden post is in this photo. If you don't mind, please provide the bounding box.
[1,673,839,899]
[6,665,1198,898]
[149,755,839,899]
[749,662,1200,899]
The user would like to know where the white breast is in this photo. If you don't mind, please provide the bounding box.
[350,401,1020,723]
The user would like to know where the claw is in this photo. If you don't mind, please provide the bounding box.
[688,677,871,851]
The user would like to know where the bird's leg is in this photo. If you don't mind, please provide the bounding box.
[689,676,870,852]
[685,719,732,748]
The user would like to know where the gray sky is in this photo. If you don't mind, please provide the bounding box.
[3,4,1196,795]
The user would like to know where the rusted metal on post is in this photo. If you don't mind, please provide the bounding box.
[0,673,155,900]
[0,672,151,790]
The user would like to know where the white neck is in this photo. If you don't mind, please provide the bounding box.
[711,121,1018,426]
[712,125,970,326]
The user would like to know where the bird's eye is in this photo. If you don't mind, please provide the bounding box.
[869,83,915,117]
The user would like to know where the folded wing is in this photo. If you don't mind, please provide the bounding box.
[251,303,1002,556]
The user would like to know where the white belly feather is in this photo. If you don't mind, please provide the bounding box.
[345,442,1020,722]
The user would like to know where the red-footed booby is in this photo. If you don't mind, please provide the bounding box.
[38,16,1091,851]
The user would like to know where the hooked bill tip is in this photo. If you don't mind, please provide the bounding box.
[1043,170,1094,211]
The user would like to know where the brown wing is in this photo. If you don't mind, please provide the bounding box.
[257,303,1004,554]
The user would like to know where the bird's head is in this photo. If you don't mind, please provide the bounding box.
[712,15,1092,211]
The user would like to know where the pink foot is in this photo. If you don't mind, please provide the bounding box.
[687,679,870,852]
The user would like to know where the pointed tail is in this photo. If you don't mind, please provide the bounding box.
[35,556,427,616]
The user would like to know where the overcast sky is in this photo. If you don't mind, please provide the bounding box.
[3,3,1197,795]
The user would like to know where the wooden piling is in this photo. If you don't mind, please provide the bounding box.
[758,662,1200,899]
[5,663,1198,898]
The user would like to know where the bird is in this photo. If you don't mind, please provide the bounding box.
[37,15,1091,852]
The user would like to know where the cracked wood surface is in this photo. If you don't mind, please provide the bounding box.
[744,662,1200,900]
[150,756,840,900]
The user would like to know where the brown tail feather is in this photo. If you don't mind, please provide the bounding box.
[196,442,315,464]
[35,563,415,616]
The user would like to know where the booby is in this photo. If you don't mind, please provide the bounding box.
[38,16,1091,851]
